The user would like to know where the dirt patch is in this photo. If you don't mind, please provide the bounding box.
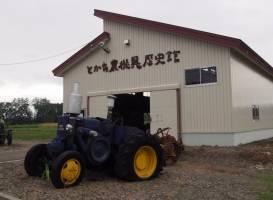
[183,138,273,165]
[1,139,273,199]
[0,140,49,153]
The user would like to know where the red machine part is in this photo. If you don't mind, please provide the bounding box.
[153,127,184,164]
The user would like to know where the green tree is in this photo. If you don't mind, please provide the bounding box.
[0,98,33,124]
[32,98,62,122]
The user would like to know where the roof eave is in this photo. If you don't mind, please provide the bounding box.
[233,41,273,78]
[52,32,110,77]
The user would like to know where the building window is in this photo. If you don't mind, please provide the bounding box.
[252,105,260,120]
[185,66,217,86]
[201,66,217,84]
[185,68,201,85]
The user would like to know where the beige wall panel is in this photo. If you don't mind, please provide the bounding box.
[88,96,108,118]
[230,52,273,132]
[150,89,178,138]
[63,20,232,133]
[181,43,232,133]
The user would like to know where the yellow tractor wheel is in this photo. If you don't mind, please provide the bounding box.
[114,135,163,181]
[60,158,81,185]
[50,151,85,188]
[134,146,157,179]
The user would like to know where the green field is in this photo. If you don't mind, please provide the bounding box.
[259,172,273,200]
[10,123,57,140]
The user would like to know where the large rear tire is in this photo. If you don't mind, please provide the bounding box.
[114,135,163,181]
[50,151,85,188]
[24,144,48,177]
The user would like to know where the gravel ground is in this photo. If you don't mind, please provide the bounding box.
[0,139,272,200]
[0,140,48,153]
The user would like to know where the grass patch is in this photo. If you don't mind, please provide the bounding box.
[259,172,273,200]
[9,123,57,140]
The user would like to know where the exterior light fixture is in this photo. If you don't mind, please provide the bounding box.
[99,41,110,54]
[124,39,130,46]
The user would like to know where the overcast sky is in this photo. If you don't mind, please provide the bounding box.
[0,0,272,103]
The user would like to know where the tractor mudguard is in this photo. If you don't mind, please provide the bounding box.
[47,137,66,158]
[113,126,146,145]
[47,117,67,157]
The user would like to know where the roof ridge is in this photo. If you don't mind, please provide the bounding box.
[52,10,273,78]
[94,9,239,43]
[93,9,273,78]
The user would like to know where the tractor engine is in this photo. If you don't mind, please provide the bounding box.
[47,83,116,166]
[47,115,114,167]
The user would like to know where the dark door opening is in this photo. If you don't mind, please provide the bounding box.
[112,92,150,131]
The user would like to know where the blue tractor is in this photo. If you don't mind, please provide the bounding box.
[24,84,163,188]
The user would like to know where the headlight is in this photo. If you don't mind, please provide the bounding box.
[65,124,73,132]
[89,130,98,137]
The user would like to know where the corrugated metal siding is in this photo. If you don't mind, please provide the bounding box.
[231,51,273,132]
[150,89,178,138]
[63,20,232,133]
[181,41,232,133]
[88,96,108,118]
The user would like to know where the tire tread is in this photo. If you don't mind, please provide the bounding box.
[114,134,163,181]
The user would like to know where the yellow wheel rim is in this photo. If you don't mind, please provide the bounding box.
[134,145,157,179]
[60,159,81,185]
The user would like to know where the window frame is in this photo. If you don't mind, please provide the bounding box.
[184,67,201,86]
[184,66,218,87]
[200,66,217,84]
[252,105,260,120]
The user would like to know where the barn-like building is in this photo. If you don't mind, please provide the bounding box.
[53,9,273,146]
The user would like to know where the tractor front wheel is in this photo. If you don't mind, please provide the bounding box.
[50,151,85,188]
[24,144,48,177]
[114,135,163,181]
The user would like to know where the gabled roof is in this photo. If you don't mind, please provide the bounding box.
[53,9,273,78]
[53,32,110,76]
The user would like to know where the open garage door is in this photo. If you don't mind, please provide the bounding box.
[88,96,108,118]
[150,89,179,139]
[112,93,149,131]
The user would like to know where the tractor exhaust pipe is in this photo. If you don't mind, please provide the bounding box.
[67,82,82,116]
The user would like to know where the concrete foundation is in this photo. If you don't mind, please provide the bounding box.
[182,129,273,146]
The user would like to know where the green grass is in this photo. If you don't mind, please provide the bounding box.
[259,172,273,200]
[9,123,57,140]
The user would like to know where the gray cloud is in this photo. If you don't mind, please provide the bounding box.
[0,0,272,102]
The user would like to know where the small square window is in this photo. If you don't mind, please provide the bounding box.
[201,66,217,84]
[185,68,200,85]
[252,105,260,120]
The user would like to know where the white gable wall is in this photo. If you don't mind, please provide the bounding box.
[230,51,273,133]
[104,20,233,134]
[63,20,233,139]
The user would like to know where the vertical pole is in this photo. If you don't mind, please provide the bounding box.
[176,89,182,142]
